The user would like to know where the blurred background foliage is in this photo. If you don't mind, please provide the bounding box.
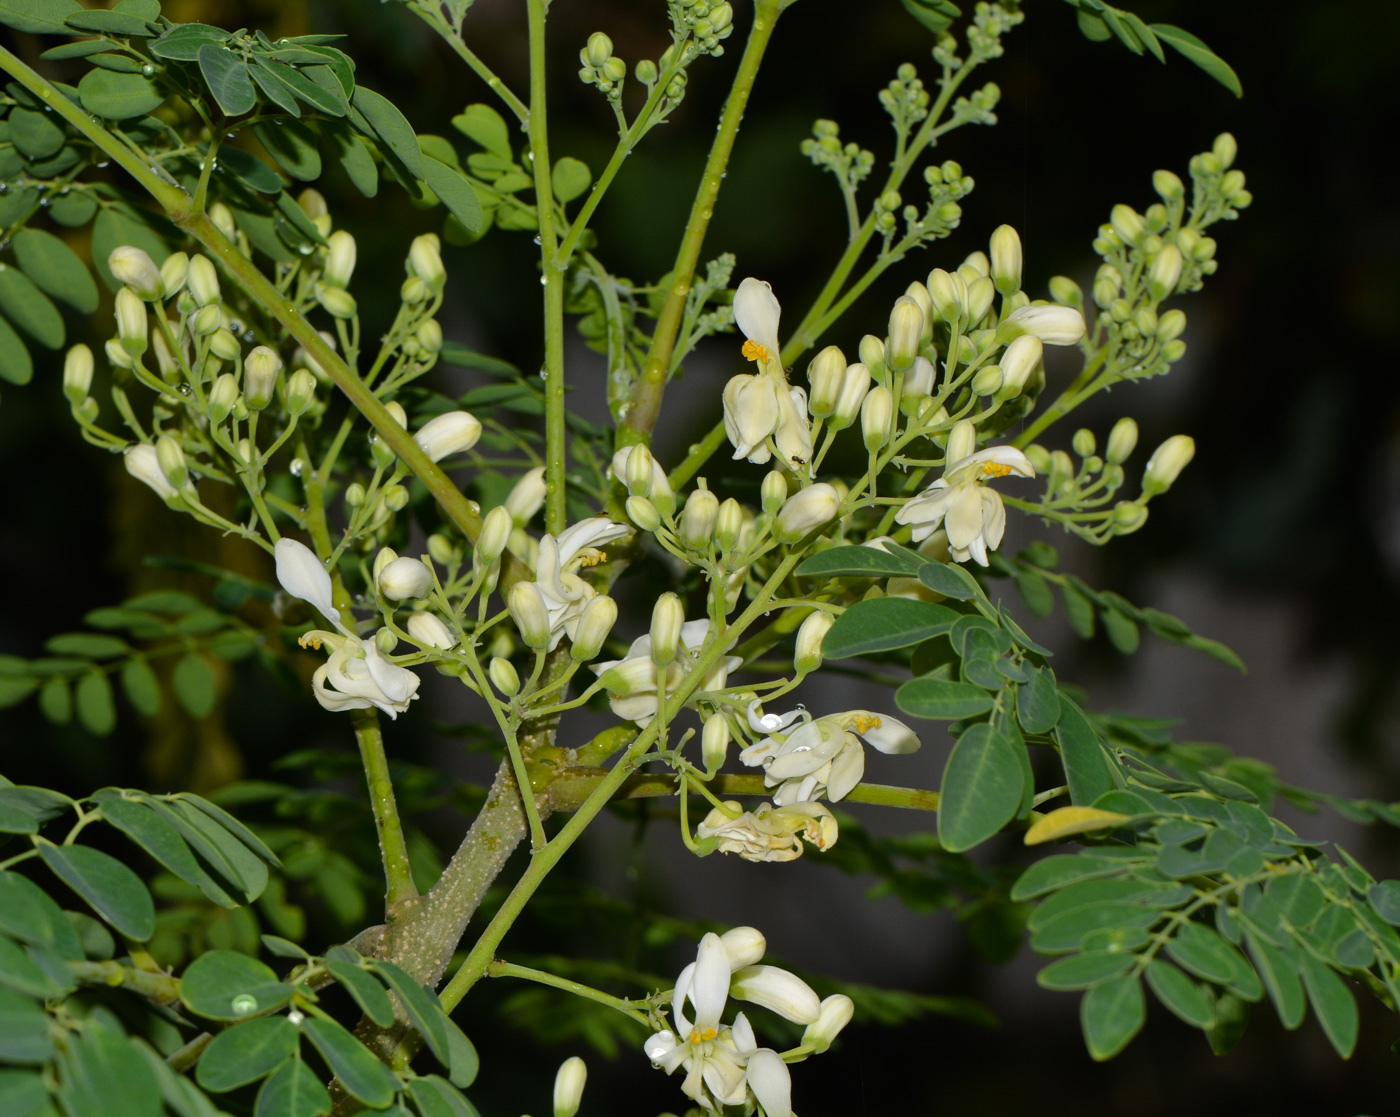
[3,0,1399,1113]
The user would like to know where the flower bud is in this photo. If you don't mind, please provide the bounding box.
[345,482,366,507]
[774,483,839,543]
[899,355,935,414]
[625,495,661,532]
[701,714,730,771]
[114,287,148,355]
[680,488,720,550]
[1163,338,1186,362]
[997,305,1085,346]
[1047,276,1082,309]
[243,346,282,410]
[379,556,433,601]
[829,362,870,430]
[624,444,656,497]
[209,328,240,362]
[63,344,94,402]
[414,411,481,463]
[407,612,456,650]
[375,627,399,655]
[187,255,220,306]
[105,337,133,370]
[149,330,179,382]
[1152,169,1184,203]
[902,281,934,335]
[209,201,236,240]
[316,285,358,319]
[109,246,164,301]
[155,434,188,490]
[197,376,235,427]
[1109,204,1145,246]
[761,471,788,515]
[234,438,253,464]
[553,1057,587,1117]
[715,498,744,552]
[720,926,766,969]
[409,233,446,289]
[509,582,552,649]
[1113,500,1148,533]
[926,268,966,323]
[585,31,612,68]
[296,188,328,221]
[861,385,893,451]
[1148,245,1184,299]
[802,993,855,1054]
[1157,308,1187,343]
[1071,428,1096,458]
[858,333,885,375]
[489,656,520,696]
[476,505,513,567]
[401,275,429,305]
[158,251,188,297]
[942,421,976,468]
[1143,434,1194,495]
[886,297,923,372]
[192,304,222,337]
[794,610,833,673]
[1105,417,1138,464]
[805,345,846,418]
[505,466,548,525]
[1213,132,1237,169]
[970,365,1003,396]
[965,275,996,326]
[372,547,400,585]
[995,335,1041,399]
[383,483,409,511]
[323,230,357,288]
[989,224,1022,295]
[649,592,684,667]
[635,58,658,83]
[125,443,177,499]
[571,594,617,662]
[281,367,315,416]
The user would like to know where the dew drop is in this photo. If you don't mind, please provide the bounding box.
[533,235,542,245]
[290,458,306,476]
[242,330,255,343]
[177,383,192,396]
[141,64,154,76]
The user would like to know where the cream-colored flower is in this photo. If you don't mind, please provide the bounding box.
[723,278,813,470]
[592,620,741,726]
[533,517,630,651]
[739,709,920,804]
[697,799,839,861]
[893,445,1034,566]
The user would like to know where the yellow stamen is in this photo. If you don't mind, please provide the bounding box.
[741,340,770,363]
[298,634,323,650]
[854,715,882,734]
[688,1026,718,1044]
[980,462,1013,478]
[577,548,605,568]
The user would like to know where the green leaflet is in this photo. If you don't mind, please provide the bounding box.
[11,229,99,313]
[180,950,293,1021]
[0,315,32,386]
[421,155,485,235]
[826,597,960,658]
[196,1016,299,1092]
[0,0,82,34]
[198,43,257,116]
[937,723,1023,852]
[38,843,155,940]
[352,85,425,179]
[55,1025,161,1117]
[77,69,163,120]
[0,265,64,349]
[301,1017,398,1108]
[1080,973,1145,1061]
[255,1059,331,1117]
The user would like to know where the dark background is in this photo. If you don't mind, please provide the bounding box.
[3,0,1400,1112]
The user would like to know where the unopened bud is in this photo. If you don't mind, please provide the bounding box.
[624,444,655,497]
[63,344,94,402]
[626,495,660,532]
[970,365,1002,396]
[989,224,1023,295]
[585,31,613,68]
[1105,417,1138,464]
[945,420,976,465]
[297,188,328,220]
[861,385,893,451]
[761,471,788,515]
[715,498,744,551]
[426,534,457,567]
[109,246,164,301]
[680,488,720,550]
[505,466,548,525]
[1157,308,1187,343]
[1048,275,1083,308]
[1072,429,1096,458]
[900,355,935,415]
[829,362,871,430]
[553,1056,587,1117]
[774,483,839,543]
[1152,169,1184,202]
[380,556,433,601]
[1143,434,1194,495]
[115,287,148,355]
[489,656,520,696]
[285,368,317,416]
[571,595,617,662]
[244,346,282,410]
[407,612,456,650]
[926,268,967,323]
[806,346,846,418]
[998,334,1042,398]
[323,230,357,288]
[159,252,188,297]
[1148,245,1183,299]
[401,275,429,304]
[209,328,240,362]
[886,297,923,372]
[858,334,886,375]
[802,994,854,1054]
[192,304,222,336]
[1109,204,1145,246]
[1113,501,1148,533]
[477,505,513,566]
[187,255,221,306]
[414,410,482,462]
[209,201,236,240]
[1212,132,1237,169]
[965,276,995,325]
[508,582,552,649]
[345,482,366,507]
[316,285,358,319]
[105,336,133,369]
[635,58,658,83]
[1024,444,1053,474]
[155,434,188,489]
[409,233,446,289]
[382,483,410,511]
[997,305,1085,346]
[794,610,834,673]
[702,714,730,771]
[649,592,684,666]
[375,628,398,655]
[124,444,177,499]
[903,282,934,335]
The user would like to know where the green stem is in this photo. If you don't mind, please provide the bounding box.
[668,420,731,489]
[416,6,529,125]
[616,0,785,446]
[486,960,651,1027]
[351,709,419,909]
[68,960,181,1003]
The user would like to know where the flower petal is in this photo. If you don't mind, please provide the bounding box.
[730,965,821,1025]
[690,934,732,1032]
[734,277,782,358]
[824,741,865,802]
[859,714,921,755]
[275,538,341,626]
[744,1049,793,1117]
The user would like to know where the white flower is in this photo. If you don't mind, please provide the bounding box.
[124,444,178,501]
[533,517,630,651]
[275,538,420,718]
[643,931,811,1117]
[723,279,814,469]
[593,620,741,727]
[735,277,782,368]
[999,303,1086,345]
[697,799,839,861]
[894,445,1034,566]
[739,710,920,804]
[413,411,481,462]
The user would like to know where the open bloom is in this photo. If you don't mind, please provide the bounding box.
[644,930,817,1117]
[894,445,1034,566]
[592,619,741,727]
[723,278,813,470]
[275,538,420,718]
[533,517,630,651]
[697,799,839,861]
[740,709,920,804]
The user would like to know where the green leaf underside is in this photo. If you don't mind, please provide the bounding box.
[1081,973,1146,1061]
[255,1059,331,1117]
[938,724,1024,851]
[196,1016,299,1092]
[301,1017,398,1108]
[825,597,960,658]
[13,229,102,313]
[180,950,293,1021]
[325,961,397,1028]
[38,843,155,940]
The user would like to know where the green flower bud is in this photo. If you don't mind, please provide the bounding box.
[504,466,548,525]
[761,471,788,515]
[861,384,893,450]
[104,338,133,370]
[624,444,656,497]
[1148,245,1184,300]
[244,346,282,410]
[585,31,613,68]
[794,610,834,673]
[108,246,165,301]
[160,252,189,297]
[209,328,240,362]
[680,488,720,550]
[206,372,239,423]
[997,334,1042,399]
[901,355,935,414]
[601,56,627,83]
[345,482,366,507]
[702,714,730,771]
[571,594,617,662]
[209,201,237,240]
[802,994,855,1055]
[1072,428,1096,458]
[903,281,934,337]
[965,275,996,325]
[1157,308,1187,343]
[945,419,976,465]
[1162,338,1187,362]
[509,582,552,649]
[806,345,846,418]
[774,483,840,543]
[63,344,93,402]
[1109,204,1145,246]
[317,285,358,319]
[115,287,148,355]
[926,268,966,323]
[1133,307,1158,337]
[425,534,456,568]
[409,233,446,289]
[1113,500,1148,533]
[650,592,684,667]
[970,365,1002,396]
[709,2,734,30]
[297,188,328,220]
[407,612,456,650]
[285,368,318,416]
[858,333,886,375]
[489,656,521,696]
[151,330,179,382]
[1212,132,1237,169]
[401,276,429,304]
[77,398,99,423]
[989,224,1022,295]
[192,304,222,336]
[411,319,442,354]
[1152,169,1184,202]
[625,495,661,532]
[383,483,409,511]
[155,434,188,490]
[476,506,513,567]
[1024,444,1053,474]
[1051,449,1075,481]
[1142,434,1194,495]
[829,362,871,430]
[886,296,924,372]
[635,59,658,84]
[715,498,744,551]
[1049,275,1082,308]
[323,230,357,288]
[1105,417,1138,464]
